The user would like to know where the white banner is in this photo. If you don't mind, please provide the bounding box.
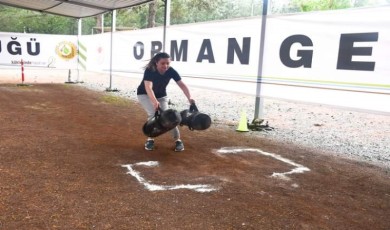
[79,19,261,77]
[1,6,389,113]
[263,7,390,93]
[0,32,78,69]
[79,6,389,113]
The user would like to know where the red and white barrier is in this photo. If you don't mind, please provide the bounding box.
[20,59,25,84]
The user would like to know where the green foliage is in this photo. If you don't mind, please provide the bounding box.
[81,17,96,35]
[100,95,131,106]
[114,5,150,29]
[170,0,223,24]
[0,0,388,34]
[0,5,77,34]
[291,0,388,12]
[292,0,352,11]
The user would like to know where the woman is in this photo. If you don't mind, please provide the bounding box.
[137,52,194,151]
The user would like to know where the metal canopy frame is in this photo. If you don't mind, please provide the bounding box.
[0,0,153,91]
[0,0,153,19]
[1,0,267,121]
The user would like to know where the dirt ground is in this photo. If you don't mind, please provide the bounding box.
[0,83,389,230]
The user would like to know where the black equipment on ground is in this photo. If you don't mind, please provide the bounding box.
[180,103,211,131]
[142,108,182,137]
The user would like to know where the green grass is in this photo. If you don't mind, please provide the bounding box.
[100,94,131,106]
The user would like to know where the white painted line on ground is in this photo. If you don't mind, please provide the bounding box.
[121,161,218,193]
[215,147,310,180]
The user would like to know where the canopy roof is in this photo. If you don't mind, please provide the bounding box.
[0,0,153,18]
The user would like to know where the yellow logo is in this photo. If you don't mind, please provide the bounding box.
[55,41,77,60]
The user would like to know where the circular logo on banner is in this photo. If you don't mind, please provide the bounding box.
[55,41,77,60]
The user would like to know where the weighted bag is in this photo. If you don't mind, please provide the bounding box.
[180,103,211,131]
[142,108,182,137]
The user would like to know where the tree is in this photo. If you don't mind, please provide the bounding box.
[292,0,352,12]
[1,0,388,34]
[353,0,390,7]
[170,0,226,24]
[0,5,77,34]
[96,14,103,33]
[147,0,158,28]
[82,16,97,34]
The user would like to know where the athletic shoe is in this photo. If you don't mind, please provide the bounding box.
[145,140,154,151]
[174,140,184,152]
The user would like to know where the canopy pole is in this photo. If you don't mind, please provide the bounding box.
[254,0,269,120]
[112,9,117,32]
[76,18,81,82]
[101,14,104,34]
[163,0,170,52]
[106,10,118,92]
[166,0,171,27]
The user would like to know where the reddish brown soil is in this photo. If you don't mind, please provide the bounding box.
[0,84,389,229]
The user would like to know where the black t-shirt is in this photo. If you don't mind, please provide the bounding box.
[137,67,182,98]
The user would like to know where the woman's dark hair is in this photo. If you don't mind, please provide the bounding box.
[144,52,170,71]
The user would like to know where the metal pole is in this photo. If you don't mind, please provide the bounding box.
[101,14,104,33]
[77,18,81,82]
[254,0,269,120]
[166,0,171,26]
[163,0,168,52]
[78,18,82,36]
[112,10,117,32]
[109,10,114,90]
[251,0,254,16]
[105,11,118,92]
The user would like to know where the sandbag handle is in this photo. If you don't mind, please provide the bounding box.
[154,106,163,118]
[189,103,199,113]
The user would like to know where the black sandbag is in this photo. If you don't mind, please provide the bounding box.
[180,103,211,131]
[143,109,181,137]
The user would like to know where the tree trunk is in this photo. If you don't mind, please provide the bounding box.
[96,15,102,33]
[147,0,157,28]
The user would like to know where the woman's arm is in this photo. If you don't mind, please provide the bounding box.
[176,80,195,104]
[144,80,159,110]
